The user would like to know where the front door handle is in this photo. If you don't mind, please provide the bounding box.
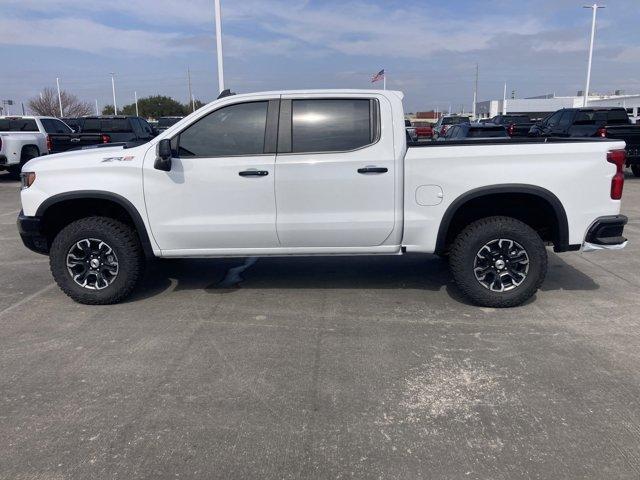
[358,167,388,174]
[239,170,269,177]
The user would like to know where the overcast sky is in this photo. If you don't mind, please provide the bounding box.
[1,0,639,113]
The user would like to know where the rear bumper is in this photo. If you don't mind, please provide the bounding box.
[583,215,628,251]
[16,211,48,255]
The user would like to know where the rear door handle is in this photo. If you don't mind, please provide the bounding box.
[357,167,388,174]
[239,170,269,177]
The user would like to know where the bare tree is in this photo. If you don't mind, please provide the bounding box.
[28,87,93,117]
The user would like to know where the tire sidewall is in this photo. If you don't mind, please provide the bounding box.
[50,219,141,304]
[451,218,547,307]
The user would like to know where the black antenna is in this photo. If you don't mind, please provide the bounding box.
[217,89,236,99]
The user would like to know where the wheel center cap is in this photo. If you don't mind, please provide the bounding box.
[494,259,506,270]
[90,259,100,269]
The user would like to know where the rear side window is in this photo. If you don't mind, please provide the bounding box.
[291,99,375,153]
[177,101,268,157]
[41,119,72,134]
[101,119,133,133]
[0,119,38,131]
[606,110,630,124]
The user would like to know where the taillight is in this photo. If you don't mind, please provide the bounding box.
[607,149,626,200]
[507,124,515,136]
[46,134,52,153]
[101,134,111,144]
[596,127,607,138]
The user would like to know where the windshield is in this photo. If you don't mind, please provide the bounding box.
[503,116,530,124]
[82,118,132,133]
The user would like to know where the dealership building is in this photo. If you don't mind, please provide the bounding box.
[476,92,640,121]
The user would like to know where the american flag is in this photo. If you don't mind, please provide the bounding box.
[371,69,385,83]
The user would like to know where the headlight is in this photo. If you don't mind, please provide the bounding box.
[20,172,36,189]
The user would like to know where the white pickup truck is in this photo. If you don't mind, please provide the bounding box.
[0,117,48,179]
[17,90,628,307]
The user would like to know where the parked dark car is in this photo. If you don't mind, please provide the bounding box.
[530,107,640,176]
[438,123,509,141]
[74,116,157,144]
[432,115,471,139]
[157,116,184,133]
[40,117,110,153]
[488,114,534,137]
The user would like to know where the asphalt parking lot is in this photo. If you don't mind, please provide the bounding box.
[1,172,640,479]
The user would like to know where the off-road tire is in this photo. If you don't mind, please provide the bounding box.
[449,216,547,308]
[631,165,640,177]
[50,216,144,304]
[8,146,39,180]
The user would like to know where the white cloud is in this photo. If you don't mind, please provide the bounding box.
[0,16,196,56]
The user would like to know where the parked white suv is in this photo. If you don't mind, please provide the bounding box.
[17,90,628,307]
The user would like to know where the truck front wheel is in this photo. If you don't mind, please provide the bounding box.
[449,216,547,308]
[49,217,144,305]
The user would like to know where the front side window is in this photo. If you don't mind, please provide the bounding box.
[291,99,374,153]
[178,101,268,157]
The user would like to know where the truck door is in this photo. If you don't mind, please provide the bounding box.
[143,99,280,252]
[274,95,396,247]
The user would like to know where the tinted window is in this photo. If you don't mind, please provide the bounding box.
[178,101,268,157]
[139,118,154,135]
[558,110,574,128]
[606,109,630,124]
[442,116,468,125]
[102,119,133,133]
[41,119,72,134]
[503,115,530,124]
[158,117,182,128]
[0,118,38,131]
[468,127,508,138]
[81,119,101,132]
[546,110,564,126]
[291,99,373,153]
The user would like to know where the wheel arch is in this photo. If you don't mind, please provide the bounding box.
[435,184,571,254]
[36,191,155,257]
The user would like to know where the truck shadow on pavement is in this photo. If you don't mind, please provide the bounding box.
[128,252,599,306]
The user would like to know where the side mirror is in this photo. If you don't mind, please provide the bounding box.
[154,139,172,171]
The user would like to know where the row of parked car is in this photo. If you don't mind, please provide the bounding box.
[406,106,640,176]
[0,115,184,178]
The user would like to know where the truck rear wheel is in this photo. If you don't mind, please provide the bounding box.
[631,165,640,177]
[49,217,144,305]
[8,146,39,180]
[449,216,547,308]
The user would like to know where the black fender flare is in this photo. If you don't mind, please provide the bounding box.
[36,190,155,257]
[435,184,571,253]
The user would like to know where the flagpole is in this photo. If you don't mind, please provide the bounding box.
[383,72,386,90]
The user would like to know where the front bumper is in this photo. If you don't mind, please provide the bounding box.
[583,215,628,252]
[17,211,48,255]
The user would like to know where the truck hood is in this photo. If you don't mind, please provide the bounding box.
[24,144,148,172]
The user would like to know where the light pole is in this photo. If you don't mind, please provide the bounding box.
[214,0,225,93]
[582,4,605,107]
[110,73,118,114]
[56,77,63,117]
[134,91,139,116]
